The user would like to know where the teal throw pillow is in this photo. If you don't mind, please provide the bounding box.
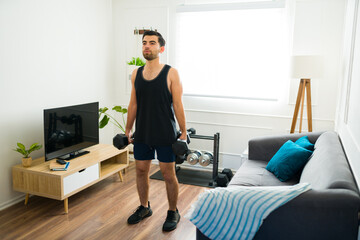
[295,136,314,151]
[266,140,313,182]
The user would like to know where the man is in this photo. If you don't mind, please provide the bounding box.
[125,30,187,232]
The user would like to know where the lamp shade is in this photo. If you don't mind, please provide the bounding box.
[291,55,323,79]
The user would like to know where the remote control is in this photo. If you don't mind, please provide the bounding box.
[56,159,67,165]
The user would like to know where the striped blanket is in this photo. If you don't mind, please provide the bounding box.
[185,183,311,240]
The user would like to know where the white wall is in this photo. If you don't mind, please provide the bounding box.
[112,0,171,104]
[0,0,115,209]
[113,0,346,169]
[0,0,352,209]
[336,0,360,186]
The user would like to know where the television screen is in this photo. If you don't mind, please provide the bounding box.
[44,102,99,161]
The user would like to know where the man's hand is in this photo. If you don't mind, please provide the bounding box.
[179,131,187,141]
[125,130,134,144]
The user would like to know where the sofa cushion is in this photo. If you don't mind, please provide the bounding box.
[295,136,314,151]
[248,132,322,162]
[228,159,298,187]
[300,131,358,193]
[266,140,313,182]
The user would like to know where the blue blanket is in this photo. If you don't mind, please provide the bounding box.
[185,183,311,240]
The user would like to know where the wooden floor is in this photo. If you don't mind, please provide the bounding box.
[0,162,207,240]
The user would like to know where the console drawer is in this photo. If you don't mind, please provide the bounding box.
[63,164,99,195]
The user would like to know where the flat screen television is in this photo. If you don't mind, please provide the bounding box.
[44,102,99,161]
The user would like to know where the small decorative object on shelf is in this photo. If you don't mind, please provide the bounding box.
[13,142,42,167]
[49,161,70,171]
[134,28,157,35]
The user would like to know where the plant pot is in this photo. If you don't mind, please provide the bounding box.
[22,157,32,167]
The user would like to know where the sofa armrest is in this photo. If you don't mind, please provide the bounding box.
[196,189,360,240]
[248,132,323,162]
[254,189,360,240]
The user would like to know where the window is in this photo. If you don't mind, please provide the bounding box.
[175,2,289,100]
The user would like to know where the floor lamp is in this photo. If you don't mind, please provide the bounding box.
[290,56,323,133]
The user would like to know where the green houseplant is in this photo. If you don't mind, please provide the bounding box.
[127,57,146,66]
[14,143,42,167]
[99,106,128,133]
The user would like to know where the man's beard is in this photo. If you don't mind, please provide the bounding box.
[143,51,158,61]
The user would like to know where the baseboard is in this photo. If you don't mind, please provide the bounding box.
[0,194,26,211]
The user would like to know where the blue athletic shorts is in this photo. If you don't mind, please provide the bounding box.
[133,142,176,163]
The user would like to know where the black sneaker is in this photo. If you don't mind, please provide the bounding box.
[162,209,180,232]
[127,202,152,224]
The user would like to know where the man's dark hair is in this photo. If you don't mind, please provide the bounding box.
[142,30,166,47]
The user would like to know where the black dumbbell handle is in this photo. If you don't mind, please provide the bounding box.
[176,131,191,144]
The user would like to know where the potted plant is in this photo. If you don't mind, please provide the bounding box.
[126,57,146,92]
[127,57,146,66]
[99,106,134,152]
[14,143,42,167]
[99,106,128,133]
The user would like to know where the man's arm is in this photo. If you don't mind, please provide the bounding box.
[125,68,138,143]
[170,68,187,140]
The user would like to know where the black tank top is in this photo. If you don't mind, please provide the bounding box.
[134,64,177,146]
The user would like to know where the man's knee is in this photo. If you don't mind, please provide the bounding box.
[137,167,149,176]
[136,161,150,176]
[162,170,177,183]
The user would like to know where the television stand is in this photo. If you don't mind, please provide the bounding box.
[58,150,90,160]
[12,144,129,214]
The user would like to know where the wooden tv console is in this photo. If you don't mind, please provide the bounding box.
[12,144,129,213]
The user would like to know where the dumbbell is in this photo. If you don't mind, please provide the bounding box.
[186,150,202,165]
[113,133,134,150]
[187,128,196,135]
[199,151,213,167]
[175,154,186,165]
[172,131,191,156]
[221,168,233,181]
[215,173,229,187]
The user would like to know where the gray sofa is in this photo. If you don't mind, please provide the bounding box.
[197,131,360,240]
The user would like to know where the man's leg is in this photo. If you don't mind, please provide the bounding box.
[159,160,180,231]
[159,161,179,211]
[127,159,153,225]
[135,159,152,207]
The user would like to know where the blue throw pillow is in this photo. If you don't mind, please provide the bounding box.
[295,136,314,151]
[266,140,313,182]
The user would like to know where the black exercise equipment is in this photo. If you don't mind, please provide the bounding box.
[188,132,220,187]
[175,154,186,165]
[215,173,229,187]
[171,131,221,187]
[113,133,134,150]
[172,140,189,156]
[172,130,191,156]
[213,168,233,187]
[221,168,233,181]
[148,129,222,188]
[187,128,196,135]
